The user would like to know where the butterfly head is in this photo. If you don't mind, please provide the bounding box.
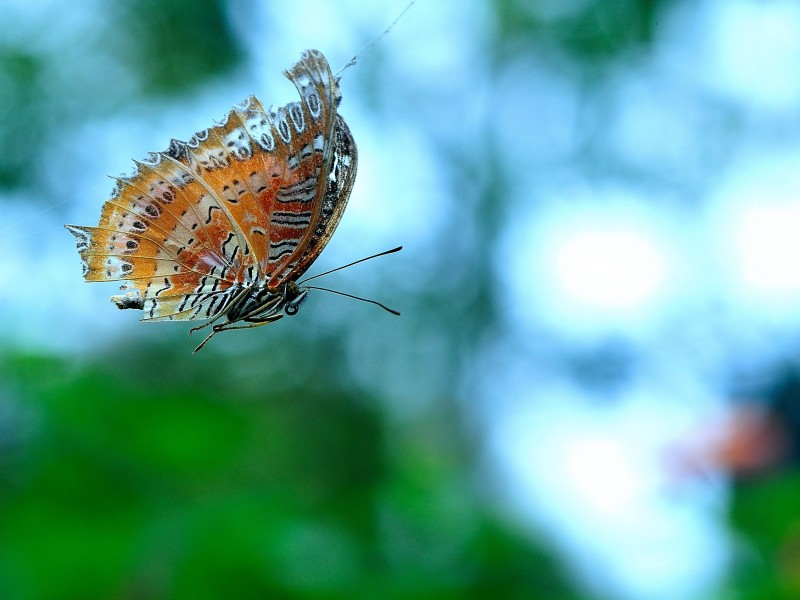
[281,281,308,316]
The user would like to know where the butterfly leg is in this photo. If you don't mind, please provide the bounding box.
[223,313,285,330]
[189,316,224,336]
[189,285,252,336]
[192,314,284,353]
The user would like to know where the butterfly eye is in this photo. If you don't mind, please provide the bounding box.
[284,288,308,316]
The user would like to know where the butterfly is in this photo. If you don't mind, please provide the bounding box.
[66,49,397,352]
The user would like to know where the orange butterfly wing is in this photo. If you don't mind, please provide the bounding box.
[66,50,356,324]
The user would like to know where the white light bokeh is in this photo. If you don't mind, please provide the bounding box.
[550,226,667,310]
[501,187,686,339]
[665,0,800,112]
[486,384,729,600]
[710,146,800,314]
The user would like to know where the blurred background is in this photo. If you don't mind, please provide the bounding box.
[2,0,800,598]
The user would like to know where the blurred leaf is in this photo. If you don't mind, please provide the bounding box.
[110,0,243,96]
[493,0,667,62]
[728,472,800,599]
[0,349,581,599]
[0,49,45,188]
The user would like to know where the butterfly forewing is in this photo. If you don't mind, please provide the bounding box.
[281,115,358,288]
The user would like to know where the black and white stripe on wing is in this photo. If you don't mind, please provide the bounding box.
[275,176,318,204]
[269,239,299,261]
[270,211,312,229]
[220,232,241,262]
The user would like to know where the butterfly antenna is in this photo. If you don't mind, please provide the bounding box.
[299,246,402,284]
[306,286,400,316]
[335,1,416,77]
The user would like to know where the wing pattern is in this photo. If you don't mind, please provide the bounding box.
[66,50,357,331]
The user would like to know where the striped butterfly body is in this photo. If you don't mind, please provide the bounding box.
[66,50,359,351]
